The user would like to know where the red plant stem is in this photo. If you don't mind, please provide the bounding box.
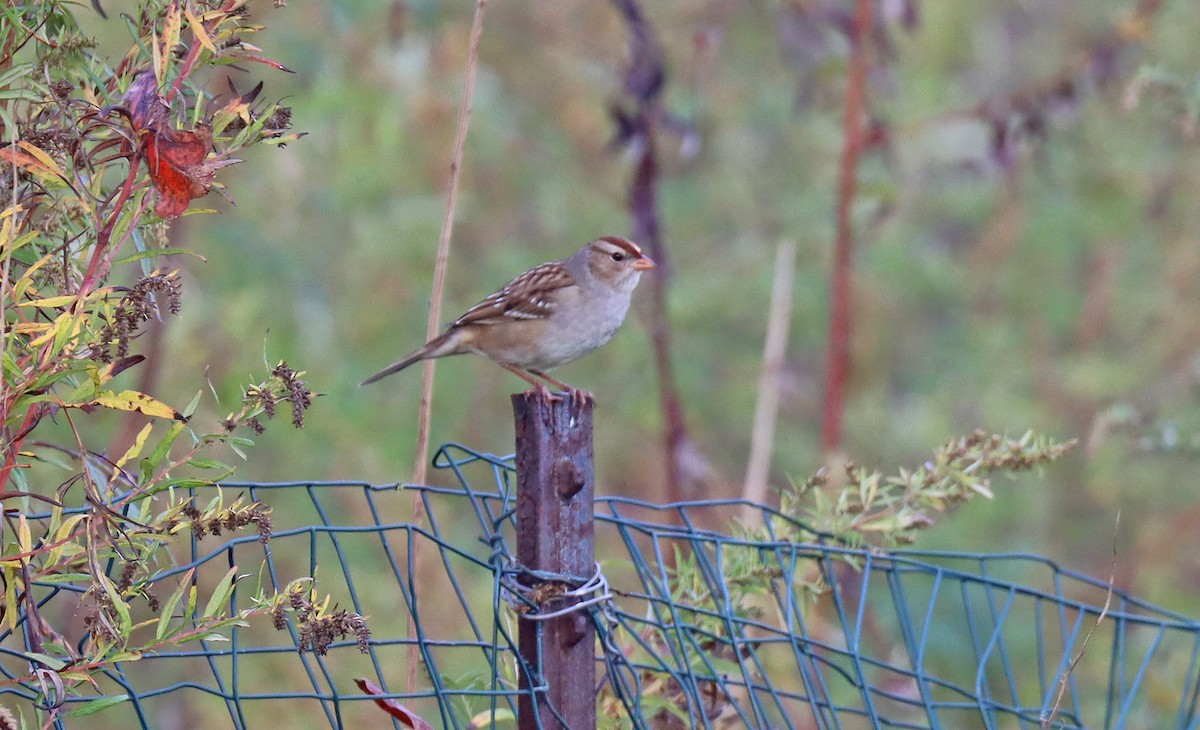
[79,159,142,295]
[97,193,150,280]
[821,0,874,456]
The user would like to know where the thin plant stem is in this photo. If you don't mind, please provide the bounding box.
[408,0,488,696]
[1041,513,1119,728]
[742,239,796,523]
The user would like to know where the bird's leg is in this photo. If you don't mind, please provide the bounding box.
[502,364,561,403]
[530,369,593,406]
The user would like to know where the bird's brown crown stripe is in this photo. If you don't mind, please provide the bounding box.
[598,236,644,258]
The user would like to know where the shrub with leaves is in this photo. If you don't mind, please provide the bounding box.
[0,1,359,722]
[596,430,1076,728]
[783,429,1078,547]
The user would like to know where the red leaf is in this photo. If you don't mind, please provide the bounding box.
[122,71,216,219]
[353,678,434,730]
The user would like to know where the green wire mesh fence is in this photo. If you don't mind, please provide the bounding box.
[2,443,1199,729]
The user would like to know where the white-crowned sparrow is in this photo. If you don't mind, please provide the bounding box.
[361,236,655,398]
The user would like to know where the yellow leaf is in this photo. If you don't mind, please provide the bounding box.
[12,250,56,302]
[16,140,66,180]
[115,423,154,471]
[94,390,184,421]
[0,146,56,180]
[150,31,163,86]
[20,287,109,309]
[11,322,49,335]
[185,7,218,54]
[158,2,183,83]
[1,229,38,257]
[17,515,31,554]
[18,295,77,308]
[47,514,87,566]
[27,310,82,350]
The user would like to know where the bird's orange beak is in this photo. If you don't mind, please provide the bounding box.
[633,256,656,271]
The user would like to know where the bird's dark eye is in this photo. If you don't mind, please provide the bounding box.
[611,252,625,262]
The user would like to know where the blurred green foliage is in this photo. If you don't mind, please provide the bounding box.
[76,0,1200,621]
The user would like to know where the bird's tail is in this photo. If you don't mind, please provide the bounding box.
[359,329,466,386]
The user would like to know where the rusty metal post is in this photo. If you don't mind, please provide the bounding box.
[513,389,596,730]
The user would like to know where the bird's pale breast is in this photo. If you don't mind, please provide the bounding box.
[529,284,631,370]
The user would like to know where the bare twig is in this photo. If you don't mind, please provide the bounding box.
[1041,512,1120,728]
[821,0,873,458]
[741,240,796,523]
[408,0,488,696]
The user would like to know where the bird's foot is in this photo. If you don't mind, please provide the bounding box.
[528,370,591,406]
[534,381,564,404]
[568,387,594,407]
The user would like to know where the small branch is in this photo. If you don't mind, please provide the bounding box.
[0,405,45,491]
[741,240,796,522]
[409,0,488,696]
[820,0,873,458]
[612,0,702,505]
[932,0,1169,140]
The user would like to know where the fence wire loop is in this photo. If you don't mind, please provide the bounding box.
[513,563,614,622]
[1,442,1197,730]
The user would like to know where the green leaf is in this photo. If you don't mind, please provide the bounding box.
[62,695,129,718]
[201,566,240,619]
[140,421,186,483]
[228,439,249,460]
[144,477,215,497]
[49,310,81,357]
[36,573,92,585]
[181,390,203,419]
[196,632,229,642]
[185,584,198,620]
[97,574,132,635]
[20,651,66,670]
[186,457,230,470]
[157,569,194,641]
[114,247,207,265]
[0,61,34,90]
[61,370,101,404]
